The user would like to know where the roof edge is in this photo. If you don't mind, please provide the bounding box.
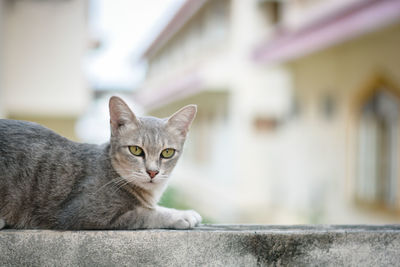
[141,0,207,60]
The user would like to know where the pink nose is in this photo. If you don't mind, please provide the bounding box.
[146,170,159,179]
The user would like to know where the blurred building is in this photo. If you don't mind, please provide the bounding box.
[253,0,400,224]
[137,0,400,224]
[0,0,90,140]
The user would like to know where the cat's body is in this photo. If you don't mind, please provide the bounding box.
[0,97,201,229]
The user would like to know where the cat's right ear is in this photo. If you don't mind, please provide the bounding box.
[109,96,139,135]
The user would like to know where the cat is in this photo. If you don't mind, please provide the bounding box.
[0,96,201,230]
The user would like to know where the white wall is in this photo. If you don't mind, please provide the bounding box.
[283,0,368,30]
[1,0,89,117]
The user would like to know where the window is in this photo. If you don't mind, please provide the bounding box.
[259,0,283,25]
[320,93,337,120]
[356,86,400,210]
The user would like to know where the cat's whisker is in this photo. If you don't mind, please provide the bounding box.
[111,180,134,195]
[93,171,169,195]
[123,175,146,181]
[155,176,169,180]
[93,177,127,195]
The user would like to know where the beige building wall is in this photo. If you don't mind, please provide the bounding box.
[0,0,89,140]
[282,22,400,223]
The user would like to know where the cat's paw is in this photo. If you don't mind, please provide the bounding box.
[0,219,5,230]
[171,210,202,229]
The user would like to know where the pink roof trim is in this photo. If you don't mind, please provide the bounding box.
[135,71,204,109]
[253,0,400,63]
[142,0,207,60]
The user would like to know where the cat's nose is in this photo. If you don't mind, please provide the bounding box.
[146,170,159,179]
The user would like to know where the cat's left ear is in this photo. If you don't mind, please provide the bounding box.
[109,96,139,135]
[167,105,197,137]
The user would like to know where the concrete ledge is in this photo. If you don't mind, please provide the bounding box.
[1,225,400,266]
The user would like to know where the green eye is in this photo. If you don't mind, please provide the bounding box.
[129,146,144,157]
[161,148,175,159]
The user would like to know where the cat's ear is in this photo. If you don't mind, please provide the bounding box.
[167,105,197,137]
[109,96,139,134]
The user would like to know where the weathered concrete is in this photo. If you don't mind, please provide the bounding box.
[1,225,400,266]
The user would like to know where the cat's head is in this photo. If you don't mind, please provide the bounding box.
[108,96,196,192]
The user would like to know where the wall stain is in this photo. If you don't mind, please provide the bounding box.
[239,233,335,266]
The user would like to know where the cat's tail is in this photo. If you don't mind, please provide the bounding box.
[0,218,5,229]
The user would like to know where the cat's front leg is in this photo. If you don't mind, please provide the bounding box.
[150,206,202,229]
[113,206,202,229]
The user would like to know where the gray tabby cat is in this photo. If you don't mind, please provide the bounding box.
[0,96,201,230]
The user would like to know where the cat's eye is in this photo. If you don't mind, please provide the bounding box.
[161,148,175,159]
[129,146,144,157]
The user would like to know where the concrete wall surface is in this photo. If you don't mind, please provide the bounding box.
[1,225,400,266]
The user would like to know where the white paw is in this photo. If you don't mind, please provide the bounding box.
[171,210,202,229]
